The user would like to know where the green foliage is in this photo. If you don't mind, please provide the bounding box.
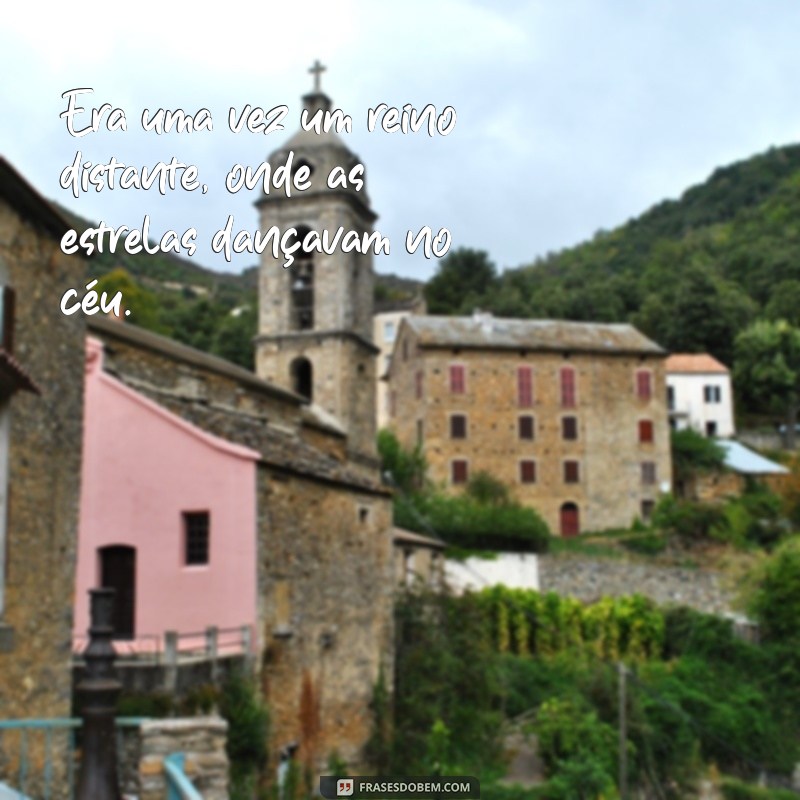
[735,319,800,440]
[218,671,269,794]
[536,696,618,781]
[377,429,428,494]
[364,667,392,775]
[745,538,800,643]
[466,471,513,505]
[116,690,174,718]
[652,496,725,542]
[424,248,498,314]
[720,778,800,800]
[671,429,726,485]
[476,588,664,663]
[404,491,551,552]
[392,590,503,775]
[619,533,667,556]
[380,433,550,552]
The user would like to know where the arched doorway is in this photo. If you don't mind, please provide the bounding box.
[560,503,580,538]
[99,545,136,640]
[290,357,313,400]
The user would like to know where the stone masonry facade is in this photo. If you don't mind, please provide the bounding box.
[388,314,672,535]
[89,317,394,772]
[0,164,86,722]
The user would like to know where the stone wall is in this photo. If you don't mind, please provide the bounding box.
[538,555,734,614]
[0,183,86,726]
[135,717,228,800]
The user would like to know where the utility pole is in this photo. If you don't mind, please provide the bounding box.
[618,662,628,800]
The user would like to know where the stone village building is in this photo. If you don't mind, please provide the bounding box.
[0,75,397,783]
[80,78,396,772]
[0,158,87,795]
[386,312,673,535]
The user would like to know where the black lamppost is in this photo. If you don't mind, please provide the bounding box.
[76,588,122,800]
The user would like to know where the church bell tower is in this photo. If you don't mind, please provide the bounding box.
[255,62,378,462]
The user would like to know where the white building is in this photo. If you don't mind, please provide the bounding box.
[665,353,735,438]
[374,301,425,429]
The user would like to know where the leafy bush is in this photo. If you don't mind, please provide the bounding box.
[535,697,619,793]
[671,429,726,484]
[652,495,726,542]
[377,429,427,494]
[745,538,800,643]
[218,671,269,795]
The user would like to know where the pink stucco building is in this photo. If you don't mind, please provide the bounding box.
[74,337,260,653]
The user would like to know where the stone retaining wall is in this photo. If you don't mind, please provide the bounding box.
[538,555,734,614]
[135,717,228,800]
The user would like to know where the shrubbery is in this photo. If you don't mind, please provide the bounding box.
[379,430,551,553]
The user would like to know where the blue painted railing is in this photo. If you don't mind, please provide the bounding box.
[0,717,147,800]
[164,753,203,800]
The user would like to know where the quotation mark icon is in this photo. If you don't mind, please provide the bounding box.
[337,779,354,797]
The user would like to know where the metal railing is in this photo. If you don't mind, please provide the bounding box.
[72,624,253,666]
[0,717,147,800]
[164,753,203,800]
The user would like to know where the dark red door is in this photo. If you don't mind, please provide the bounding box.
[99,546,136,640]
[560,503,580,538]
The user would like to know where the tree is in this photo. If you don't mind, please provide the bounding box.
[734,319,800,448]
[745,538,800,643]
[424,248,498,314]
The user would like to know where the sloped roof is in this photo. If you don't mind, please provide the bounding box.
[403,314,664,355]
[718,440,789,475]
[666,353,729,374]
[393,527,446,550]
[0,157,73,240]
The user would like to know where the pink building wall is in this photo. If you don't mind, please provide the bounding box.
[74,337,260,652]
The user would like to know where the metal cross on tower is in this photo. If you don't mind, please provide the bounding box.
[309,59,326,92]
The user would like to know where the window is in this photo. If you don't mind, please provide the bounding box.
[706,421,718,437]
[667,385,675,411]
[641,500,656,522]
[704,385,721,403]
[449,364,465,394]
[639,420,654,443]
[636,369,652,400]
[383,320,396,343]
[184,512,210,566]
[562,416,578,441]
[0,286,16,352]
[415,370,424,400]
[564,460,580,483]
[560,366,576,408]
[518,415,535,440]
[641,462,656,485]
[517,366,533,407]
[290,357,313,400]
[452,459,469,485]
[520,460,536,484]
[450,414,467,439]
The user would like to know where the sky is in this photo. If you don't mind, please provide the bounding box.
[2,1,800,282]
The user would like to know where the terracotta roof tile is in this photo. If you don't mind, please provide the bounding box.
[665,353,729,374]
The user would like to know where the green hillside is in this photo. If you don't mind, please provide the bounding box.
[427,143,800,369]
